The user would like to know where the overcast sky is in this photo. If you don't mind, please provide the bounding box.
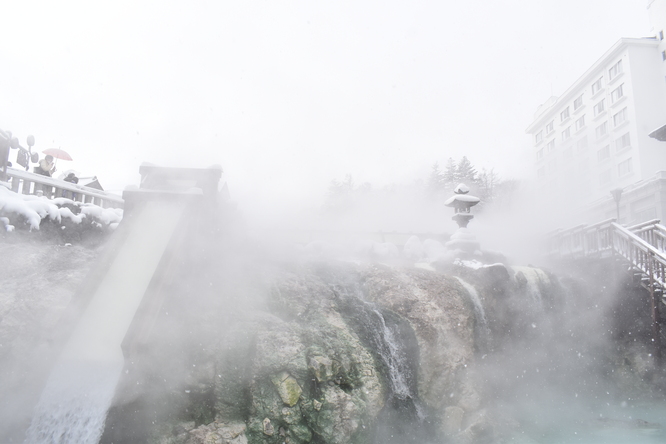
[0,0,651,209]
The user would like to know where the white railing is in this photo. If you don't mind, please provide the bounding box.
[628,219,666,253]
[545,218,616,258]
[547,219,666,364]
[6,167,123,209]
[546,219,666,290]
[611,222,666,290]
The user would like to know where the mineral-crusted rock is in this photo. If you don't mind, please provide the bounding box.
[262,417,274,436]
[360,265,477,413]
[271,371,302,406]
[186,421,247,444]
[442,406,464,436]
[311,385,360,444]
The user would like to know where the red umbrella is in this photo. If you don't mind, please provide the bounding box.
[42,148,73,161]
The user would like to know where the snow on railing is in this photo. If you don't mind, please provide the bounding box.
[545,219,615,257]
[546,219,666,365]
[611,222,666,289]
[5,167,123,209]
[546,219,666,289]
[627,219,666,253]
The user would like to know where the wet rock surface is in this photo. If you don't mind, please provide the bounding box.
[100,260,485,444]
[5,231,665,444]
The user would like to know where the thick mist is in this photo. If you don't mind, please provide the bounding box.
[2,171,664,444]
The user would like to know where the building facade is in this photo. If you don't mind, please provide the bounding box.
[526,8,666,227]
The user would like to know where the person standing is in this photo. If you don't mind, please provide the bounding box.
[35,155,56,176]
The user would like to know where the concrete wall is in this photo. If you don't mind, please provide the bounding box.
[628,45,666,180]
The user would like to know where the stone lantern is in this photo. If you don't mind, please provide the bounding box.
[444,183,480,254]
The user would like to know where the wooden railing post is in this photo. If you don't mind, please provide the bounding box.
[648,252,662,366]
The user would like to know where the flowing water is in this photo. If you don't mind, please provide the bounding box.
[455,277,491,346]
[23,359,123,443]
[511,402,666,443]
[334,286,432,442]
[24,201,186,443]
[512,266,550,307]
[337,290,417,403]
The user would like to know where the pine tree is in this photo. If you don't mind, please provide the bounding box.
[324,174,355,212]
[426,162,444,198]
[443,157,458,189]
[478,167,500,203]
[456,156,478,185]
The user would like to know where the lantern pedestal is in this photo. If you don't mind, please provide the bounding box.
[445,227,480,254]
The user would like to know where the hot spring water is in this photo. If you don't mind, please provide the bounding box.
[24,201,185,443]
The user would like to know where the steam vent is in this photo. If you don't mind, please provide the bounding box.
[444,183,480,255]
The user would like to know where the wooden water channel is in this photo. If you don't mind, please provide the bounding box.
[546,218,666,364]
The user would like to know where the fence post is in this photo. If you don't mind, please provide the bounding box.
[648,252,662,366]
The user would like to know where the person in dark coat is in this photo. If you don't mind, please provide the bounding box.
[64,172,79,184]
[34,155,56,176]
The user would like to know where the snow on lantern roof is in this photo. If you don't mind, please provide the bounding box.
[454,183,470,194]
[444,193,480,207]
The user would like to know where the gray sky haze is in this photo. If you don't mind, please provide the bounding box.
[0,0,651,209]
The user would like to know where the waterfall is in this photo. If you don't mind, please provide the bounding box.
[369,307,413,401]
[338,291,417,403]
[455,277,491,343]
[23,359,123,444]
[335,289,432,443]
[512,266,550,308]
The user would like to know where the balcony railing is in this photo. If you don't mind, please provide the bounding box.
[6,167,124,209]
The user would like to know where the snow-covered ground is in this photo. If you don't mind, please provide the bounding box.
[0,186,123,233]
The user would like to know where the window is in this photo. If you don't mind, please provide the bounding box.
[574,94,584,110]
[591,77,603,95]
[596,122,608,139]
[618,158,633,176]
[563,147,573,160]
[615,132,630,152]
[535,131,543,144]
[560,107,570,121]
[662,50,666,61]
[537,148,544,160]
[613,107,627,127]
[610,84,624,103]
[545,120,554,134]
[562,126,571,141]
[546,139,555,152]
[575,115,585,131]
[597,145,610,162]
[593,99,605,116]
[599,170,612,185]
[609,60,623,80]
[660,30,664,40]
[577,136,588,153]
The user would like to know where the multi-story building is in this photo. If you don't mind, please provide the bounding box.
[526,2,666,227]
